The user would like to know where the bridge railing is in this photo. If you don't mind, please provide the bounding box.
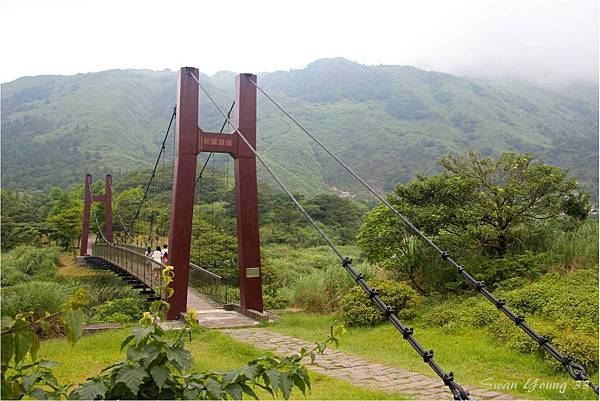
[91,242,166,293]
[188,263,238,305]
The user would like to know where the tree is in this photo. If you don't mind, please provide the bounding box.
[47,207,82,250]
[359,152,583,262]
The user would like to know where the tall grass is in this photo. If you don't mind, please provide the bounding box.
[546,219,598,270]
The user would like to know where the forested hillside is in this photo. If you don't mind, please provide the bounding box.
[2,58,597,196]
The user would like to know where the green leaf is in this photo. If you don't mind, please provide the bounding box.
[292,373,306,395]
[240,382,258,399]
[38,360,60,369]
[1,333,14,366]
[266,368,281,393]
[65,309,85,346]
[206,378,223,399]
[133,326,154,342]
[222,369,238,386]
[166,347,192,371]
[150,365,170,389]
[226,383,242,400]
[242,364,258,380]
[115,365,146,395]
[14,329,34,365]
[72,381,106,400]
[29,387,48,400]
[120,335,135,351]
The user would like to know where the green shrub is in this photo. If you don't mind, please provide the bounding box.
[291,263,375,313]
[486,317,598,371]
[263,294,291,310]
[65,273,141,308]
[1,265,32,287]
[340,279,420,326]
[10,245,61,275]
[89,297,146,323]
[421,296,497,329]
[1,281,70,318]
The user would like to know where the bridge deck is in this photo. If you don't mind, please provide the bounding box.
[89,242,258,328]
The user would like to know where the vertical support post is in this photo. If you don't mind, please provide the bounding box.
[104,174,113,243]
[234,73,263,312]
[167,67,199,320]
[80,173,92,256]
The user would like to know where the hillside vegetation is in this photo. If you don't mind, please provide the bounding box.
[2,58,597,196]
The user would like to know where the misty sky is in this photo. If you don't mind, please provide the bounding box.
[1,0,598,86]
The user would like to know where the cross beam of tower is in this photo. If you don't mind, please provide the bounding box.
[80,174,113,256]
[167,67,262,320]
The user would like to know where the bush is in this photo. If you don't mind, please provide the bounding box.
[263,294,291,310]
[1,281,70,318]
[9,245,61,275]
[89,296,147,323]
[421,296,497,329]
[291,263,375,313]
[65,273,142,308]
[340,279,420,326]
[1,265,32,287]
[486,317,598,371]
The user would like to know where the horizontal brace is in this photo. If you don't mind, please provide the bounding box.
[197,129,238,156]
[91,195,105,202]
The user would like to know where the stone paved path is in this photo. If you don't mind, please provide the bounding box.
[221,328,516,400]
[187,290,259,329]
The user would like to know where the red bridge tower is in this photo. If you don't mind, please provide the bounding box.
[168,67,263,319]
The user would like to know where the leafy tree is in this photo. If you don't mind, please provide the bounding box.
[190,218,237,279]
[388,152,581,257]
[47,207,82,250]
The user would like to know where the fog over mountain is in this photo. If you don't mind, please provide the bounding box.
[1,0,597,87]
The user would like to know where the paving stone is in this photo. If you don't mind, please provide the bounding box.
[221,328,518,400]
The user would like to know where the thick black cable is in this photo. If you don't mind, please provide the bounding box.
[248,78,599,395]
[188,71,469,400]
[127,107,176,235]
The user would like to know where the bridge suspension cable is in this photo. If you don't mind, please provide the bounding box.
[187,70,470,401]
[127,106,176,236]
[246,77,599,395]
[109,178,136,243]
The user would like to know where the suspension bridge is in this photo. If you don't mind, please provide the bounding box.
[78,67,598,400]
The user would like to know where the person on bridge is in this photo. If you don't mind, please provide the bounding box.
[145,246,152,257]
[151,246,163,263]
[161,244,168,256]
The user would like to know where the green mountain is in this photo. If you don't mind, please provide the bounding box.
[2,58,597,197]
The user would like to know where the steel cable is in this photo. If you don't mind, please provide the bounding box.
[127,107,176,234]
[188,71,469,400]
[247,78,599,395]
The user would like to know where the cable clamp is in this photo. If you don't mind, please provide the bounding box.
[495,298,506,309]
[402,327,414,339]
[475,280,486,289]
[514,315,525,325]
[342,257,353,267]
[384,306,395,317]
[423,349,434,363]
[441,251,450,260]
[368,288,379,299]
[456,265,465,273]
[354,273,364,283]
[538,335,550,346]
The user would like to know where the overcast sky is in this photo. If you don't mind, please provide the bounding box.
[1,0,598,86]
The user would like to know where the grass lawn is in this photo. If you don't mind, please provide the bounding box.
[39,326,405,400]
[266,312,599,400]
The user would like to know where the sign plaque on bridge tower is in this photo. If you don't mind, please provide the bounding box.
[79,174,113,256]
[167,67,263,320]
